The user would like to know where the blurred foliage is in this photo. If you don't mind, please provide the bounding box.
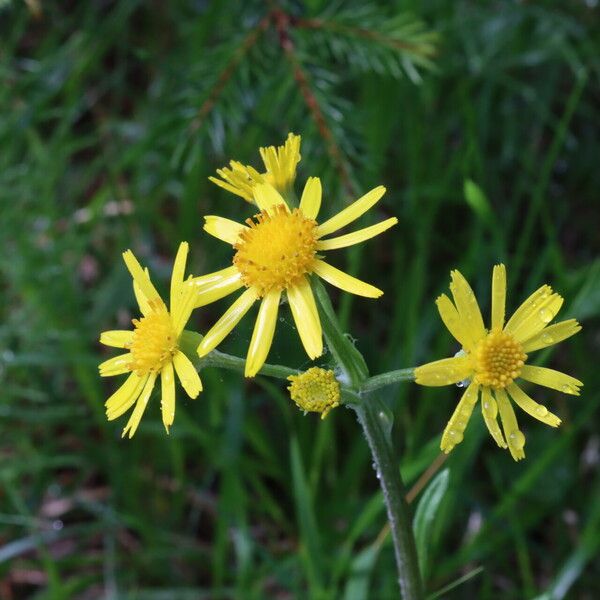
[1,0,599,598]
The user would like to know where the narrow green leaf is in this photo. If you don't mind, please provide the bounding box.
[413,469,450,578]
[342,542,382,600]
[464,179,494,224]
[290,436,324,595]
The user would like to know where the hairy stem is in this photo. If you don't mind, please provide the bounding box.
[362,368,416,393]
[354,401,424,599]
[311,283,423,598]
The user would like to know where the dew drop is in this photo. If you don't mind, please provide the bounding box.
[448,429,464,444]
[535,405,548,417]
[52,519,64,531]
[538,308,552,323]
[509,430,526,450]
[541,333,553,344]
[561,384,574,394]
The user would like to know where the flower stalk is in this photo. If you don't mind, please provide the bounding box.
[313,278,424,599]
[355,400,424,600]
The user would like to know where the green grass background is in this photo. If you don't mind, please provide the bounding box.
[1,1,599,598]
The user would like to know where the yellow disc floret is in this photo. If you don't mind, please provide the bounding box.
[287,367,341,419]
[233,205,318,296]
[129,300,178,375]
[474,328,527,389]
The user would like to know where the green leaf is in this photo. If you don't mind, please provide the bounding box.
[464,179,494,224]
[290,436,324,595]
[342,541,382,600]
[413,469,450,579]
[312,277,369,387]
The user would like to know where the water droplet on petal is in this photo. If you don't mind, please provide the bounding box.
[448,429,464,444]
[509,430,526,450]
[535,405,548,417]
[541,333,553,344]
[561,384,573,394]
[538,308,552,323]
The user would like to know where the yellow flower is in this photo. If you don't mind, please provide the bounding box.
[415,265,582,461]
[288,367,341,419]
[99,242,202,438]
[209,133,301,202]
[192,178,397,377]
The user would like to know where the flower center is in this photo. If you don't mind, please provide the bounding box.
[287,368,340,419]
[474,328,527,389]
[129,300,178,375]
[233,205,318,296]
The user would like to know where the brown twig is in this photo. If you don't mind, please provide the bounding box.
[272,8,356,197]
[191,14,271,132]
[406,452,448,504]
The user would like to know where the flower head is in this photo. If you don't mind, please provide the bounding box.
[99,243,202,438]
[415,265,582,461]
[288,367,341,419]
[192,178,397,377]
[209,133,301,202]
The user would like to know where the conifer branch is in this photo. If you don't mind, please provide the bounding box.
[191,14,271,132]
[273,8,356,196]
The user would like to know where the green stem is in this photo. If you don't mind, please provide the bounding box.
[354,401,423,599]
[362,368,416,394]
[311,281,423,599]
[180,331,297,380]
[312,279,368,387]
[202,349,297,380]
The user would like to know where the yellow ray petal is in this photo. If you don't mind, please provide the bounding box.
[245,289,281,377]
[172,280,197,336]
[506,383,561,427]
[161,362,175,433]
[316,186,386,238]
[435,293,476,351]
[504,284,551,334]
[190,267,244,308]
[197,289,258,357]
[449,270,486,343]
[299,177,322,220]
[510,293,564,343]
[173,350,202,398]
[414,355,473,386]
[122,250,160,301]
[317,217,397,251]
[293,275,319,324]
[519,365,582,395]
[105,372,147,420]
[170,242,189,316]
[481,387,507,449]
[495,388,525,461]
[521,319,582,353]
[203,216,248,245]
[133,268,153,316]
[122,373,157,438]
[99,353,132,377]
[440,383,479,454]
[287,281,323,359]
[259,146,279,179]
[253,183,288,212]
[208,175,253,201]
[491,264,506,330]
[313,260,382,298]
[100,330,133,348]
